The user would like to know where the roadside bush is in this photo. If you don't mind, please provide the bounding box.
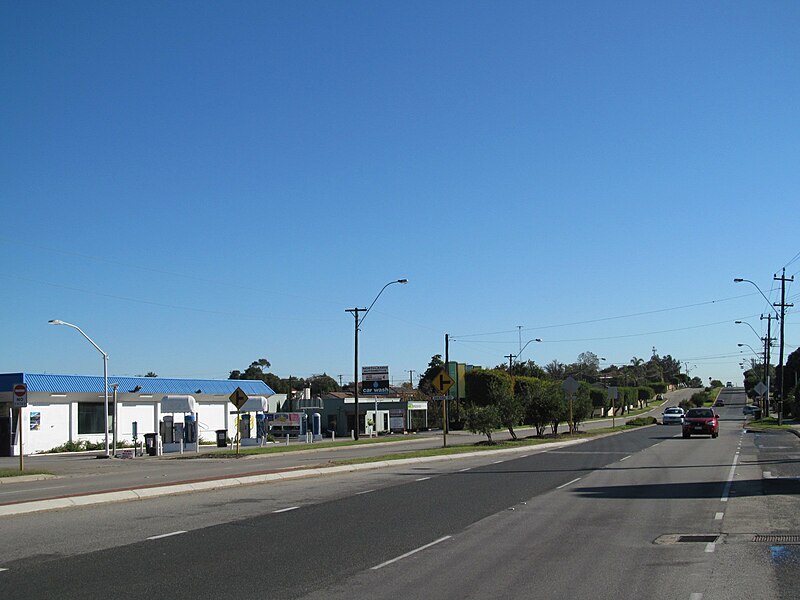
[465,404,501,443]
[638,386,655,406]
[627,416,657,426]
[43,439,106,453]
[690,391,710,407]
[650,382,668,395]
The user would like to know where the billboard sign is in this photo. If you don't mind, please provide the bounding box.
[362,365,389,395]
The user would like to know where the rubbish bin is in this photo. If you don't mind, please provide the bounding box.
[216,429,228,448]
[144,433,158,456]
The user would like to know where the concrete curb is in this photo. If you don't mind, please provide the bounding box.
[0,436,592,518]
[0,474,58,485]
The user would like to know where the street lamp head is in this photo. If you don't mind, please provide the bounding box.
[397,279,408,284]
[734,278,744,283]
[535,338,542,342]
[735,320,742,324]
[737,343,744,347]
[48,319,64,325]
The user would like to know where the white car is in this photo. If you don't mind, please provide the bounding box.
[662,407,685,425]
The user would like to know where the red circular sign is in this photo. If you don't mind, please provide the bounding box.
[13,383,27,397]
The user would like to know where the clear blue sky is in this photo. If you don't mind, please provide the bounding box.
[2,1,798,387]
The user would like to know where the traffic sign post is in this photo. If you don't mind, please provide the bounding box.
[13,384,27,471]
[229,387,249,456]
[432,370,455,447]
[608,386,618,428]
[562,376,579,434]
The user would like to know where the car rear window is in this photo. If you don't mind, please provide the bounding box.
[686,409,713,418]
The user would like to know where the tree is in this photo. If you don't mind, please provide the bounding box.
[464,369,519,439]
[307,373,340,396]
[629,357,645,385]
[509,360,547,379]
[517,377,561,437]
[145,372,157,377]
[465,404,501,443]
[418,354,445,396]
[544,360,567,380]
[572,351,600,382]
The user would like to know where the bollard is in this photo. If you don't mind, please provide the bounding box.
[286,434,289,446]
[332,432,335,442]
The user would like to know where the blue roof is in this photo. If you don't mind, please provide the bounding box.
[0,373,274,395]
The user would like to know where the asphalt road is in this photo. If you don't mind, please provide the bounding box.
[0,389,694,506]
[2,387,799,599]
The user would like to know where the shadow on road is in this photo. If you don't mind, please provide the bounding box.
[573,478,800,499]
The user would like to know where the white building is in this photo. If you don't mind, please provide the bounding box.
[0,373,274,456]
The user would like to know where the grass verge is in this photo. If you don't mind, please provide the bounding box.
[326,422,653,466]
[193,434,426,458]
[0,469,53,478]
[746,417,796,431]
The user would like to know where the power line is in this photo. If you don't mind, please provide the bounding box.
[452,293,760,339]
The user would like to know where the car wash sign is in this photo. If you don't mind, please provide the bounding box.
[362,365,390,395]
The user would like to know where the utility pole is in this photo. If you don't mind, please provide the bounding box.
[505,354,516,370]
[346,307,367,440]
[774,269,794,424]
[518,326,523,356]
[407,370,415,387]
[761,313,775,416]
[443,333,449,445]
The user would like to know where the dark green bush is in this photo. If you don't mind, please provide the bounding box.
[626,416,657,426]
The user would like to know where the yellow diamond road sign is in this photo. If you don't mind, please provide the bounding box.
[229,387,249,410]
[432,370,455,394]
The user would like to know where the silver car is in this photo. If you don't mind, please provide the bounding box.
[662,407,685,425]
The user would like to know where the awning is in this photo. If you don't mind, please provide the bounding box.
[160,395,197,413]
[239,396,270,412]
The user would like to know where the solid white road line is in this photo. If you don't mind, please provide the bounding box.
[147,531,187,540]
[0,568,8,573]
[458,467,471,472]
[620,456,631,461]
[355,489,375,495]
[371,536,452,570]
[416,477,431,482]
[273,506,300,513]
[557,477,581,490]
[721,454,739,502]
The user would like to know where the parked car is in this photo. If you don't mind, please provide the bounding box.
[682,408,719,438]
[662,407,685,425]
[743,405,762,418]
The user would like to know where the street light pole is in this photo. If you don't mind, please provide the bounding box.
[48,320,110,458]
[346,279,407,441]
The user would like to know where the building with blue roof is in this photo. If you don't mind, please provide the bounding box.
[0,373,275,456]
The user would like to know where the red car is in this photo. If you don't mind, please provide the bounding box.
[682,408,719,438]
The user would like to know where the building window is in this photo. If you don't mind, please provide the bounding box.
[78,403,113,434]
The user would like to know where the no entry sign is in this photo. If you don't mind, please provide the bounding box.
[13,383,28,408]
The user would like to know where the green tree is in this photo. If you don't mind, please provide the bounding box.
[418,354,445,396]
[510,360,547,379]
[465,404,501,443]
[465,369,519,439]
[517,377,561,437]
[307,373,340,396]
